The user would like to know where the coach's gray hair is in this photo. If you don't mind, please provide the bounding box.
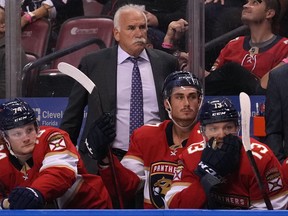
[113,4,147,31]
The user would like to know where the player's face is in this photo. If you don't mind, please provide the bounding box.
[202,121,238,149]
[6,123,37,156]
[241,0,269,24]
[168,87,201,127]
[114,9,147,57]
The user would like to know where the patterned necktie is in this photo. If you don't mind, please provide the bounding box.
[129,57,144,136]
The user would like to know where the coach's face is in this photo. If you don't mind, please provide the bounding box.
[114,9,147,57]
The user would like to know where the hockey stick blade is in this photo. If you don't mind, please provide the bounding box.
[239,92,251,151]
[57,62,95,94]
[57,62,103,114]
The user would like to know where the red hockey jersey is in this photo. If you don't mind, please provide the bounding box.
[166,136,288,209]
[0,126,111,209]
[211,36,288,79]
[100,120,202,209]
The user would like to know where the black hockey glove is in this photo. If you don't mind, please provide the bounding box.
[8,187,44,209]
[85,112,116,161]
[195,134,242,193]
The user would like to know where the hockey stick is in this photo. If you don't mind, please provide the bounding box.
[57,62,124,209]
[239,92,273,210]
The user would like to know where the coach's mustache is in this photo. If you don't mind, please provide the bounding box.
[133,38,146,44]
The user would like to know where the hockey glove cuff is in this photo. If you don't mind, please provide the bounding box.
[85,113,116,161]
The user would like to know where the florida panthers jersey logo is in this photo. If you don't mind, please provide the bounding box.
[149,161,177,208]
[47,132,67,151]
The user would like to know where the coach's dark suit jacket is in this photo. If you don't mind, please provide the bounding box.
[60,45,178,170]
[265,63,288,163]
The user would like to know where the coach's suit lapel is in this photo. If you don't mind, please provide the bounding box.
[99,46,118,115]
[146,48,166,119]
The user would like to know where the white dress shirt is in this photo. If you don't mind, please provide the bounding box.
[113,46,161,151]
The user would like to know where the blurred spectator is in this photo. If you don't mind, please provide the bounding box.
[204,0,247,70]
[166,97,288,209]
[265,60,288,163]
[20,0,55,29]
[161,18,188,53]
[20,0,84,33]
[0,0,84,54]
[21,0,84,52]
[205,0,246,42]
[205,0,288,95]
[0,6,27,98]
[160,1,288,94]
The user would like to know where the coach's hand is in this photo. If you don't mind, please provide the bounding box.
[9,187,44,209]
[85,113,116,161]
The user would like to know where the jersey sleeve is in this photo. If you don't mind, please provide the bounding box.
[248,140,288,209]
[210,37,242,72]
[121,131,146,180]
[99,154,141,206]
[165,142,207,208]
[99,131,149,207]
[30,128,79,201]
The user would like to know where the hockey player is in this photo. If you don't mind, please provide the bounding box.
[165,97,288,209]
[0,98,112,209]
[85,71,203,208]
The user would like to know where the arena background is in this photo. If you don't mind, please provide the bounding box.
[1,0,279,213]
[0,95,266,145]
